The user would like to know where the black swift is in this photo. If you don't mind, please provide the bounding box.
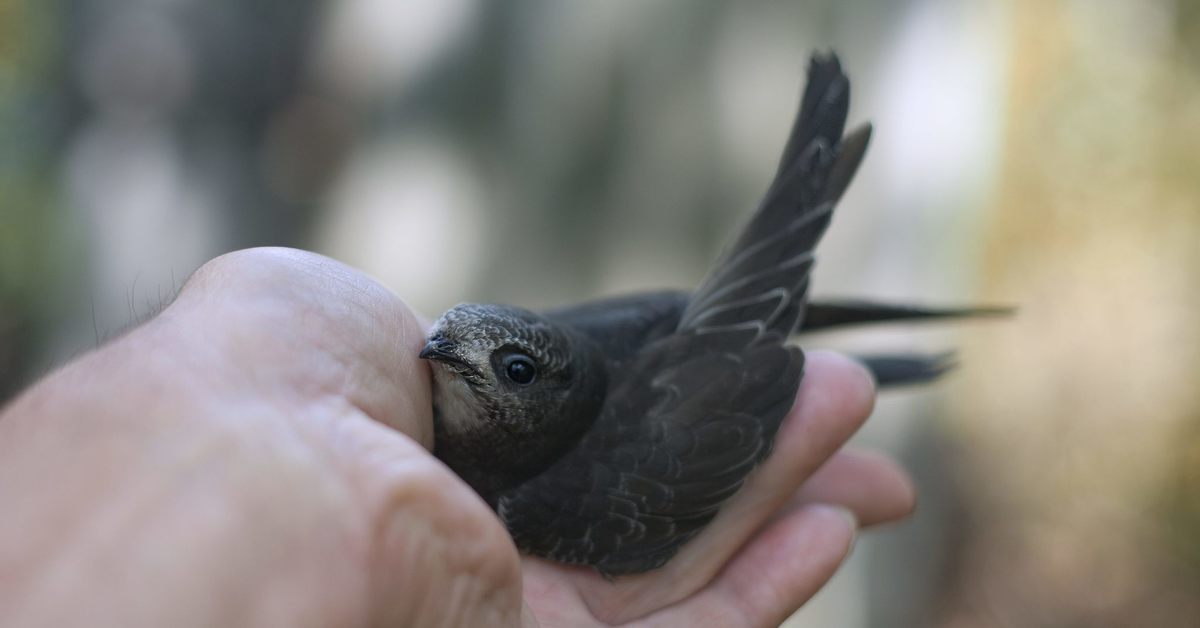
[419,52,1005,577]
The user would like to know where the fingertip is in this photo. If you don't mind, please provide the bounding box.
[818,502,860,529]
[804,350,877,416]
[890,459,918,520]
[804,503,858,560]
[708,503,858,627]
[793,449,918,527]
[787,351,877,443]
[862,450,917,522]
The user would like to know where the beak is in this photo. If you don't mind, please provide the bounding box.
[419,335,464,365]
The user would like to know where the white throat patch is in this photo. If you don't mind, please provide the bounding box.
[430,366,490,433]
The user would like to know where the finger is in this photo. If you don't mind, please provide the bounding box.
[332,410,527,627]
[640,504,857,628]
[574,351,876,622]
[785,448,916,527]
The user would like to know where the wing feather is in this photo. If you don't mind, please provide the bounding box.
[681,53,870,341]
[497,337,803,575]
[497,54,869,576]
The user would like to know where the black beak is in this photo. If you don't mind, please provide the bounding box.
[419,335,463,365]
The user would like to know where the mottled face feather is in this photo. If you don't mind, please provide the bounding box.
[421,303,609,497]
[423,304,584,433]
[431,304,574,379]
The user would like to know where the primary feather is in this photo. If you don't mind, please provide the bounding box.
[495,53,864,575]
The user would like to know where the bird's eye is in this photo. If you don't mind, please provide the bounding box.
[503,354,537,385]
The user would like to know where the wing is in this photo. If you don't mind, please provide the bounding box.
[497,54,868,576]
[543,53,871,358]
[680,52,870,341]
[497,334,803,576]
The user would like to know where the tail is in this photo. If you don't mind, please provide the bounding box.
[802,300,1013,332]
[854,352,958,387]
[678,53,871,346]
[802,301,1013,387]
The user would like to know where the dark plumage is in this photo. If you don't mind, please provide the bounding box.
[420,53,1004,577]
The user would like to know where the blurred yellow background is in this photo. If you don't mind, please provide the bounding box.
[2,1,1198,625]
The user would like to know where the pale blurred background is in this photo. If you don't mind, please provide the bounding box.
[2,1,1199,625]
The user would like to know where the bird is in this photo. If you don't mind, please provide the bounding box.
[419,52,1005,577]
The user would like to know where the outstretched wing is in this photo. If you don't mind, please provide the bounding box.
[681,53,870,341]
[497,53,868,576]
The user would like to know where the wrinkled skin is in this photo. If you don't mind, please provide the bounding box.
[0,249,915,627]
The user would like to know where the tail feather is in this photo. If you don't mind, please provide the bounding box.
[856,352,959,387]
[802,300,1014,332]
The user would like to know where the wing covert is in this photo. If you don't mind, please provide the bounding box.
[496,333,803,576]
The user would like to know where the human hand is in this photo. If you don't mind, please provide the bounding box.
[0,248,913,627]
[1,247,518,627]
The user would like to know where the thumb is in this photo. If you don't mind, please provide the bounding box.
[176,247,436,447]
[331,409,527,626]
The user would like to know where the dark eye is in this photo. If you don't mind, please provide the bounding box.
[503,354,537,385]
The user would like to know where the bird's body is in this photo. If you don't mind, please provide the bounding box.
[420,53,1001,576]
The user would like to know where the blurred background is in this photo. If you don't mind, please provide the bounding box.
[2,0,1198,625]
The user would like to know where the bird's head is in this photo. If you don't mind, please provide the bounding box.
[420,304,606,445]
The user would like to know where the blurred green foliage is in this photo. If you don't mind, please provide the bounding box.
[1,0,77,399]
